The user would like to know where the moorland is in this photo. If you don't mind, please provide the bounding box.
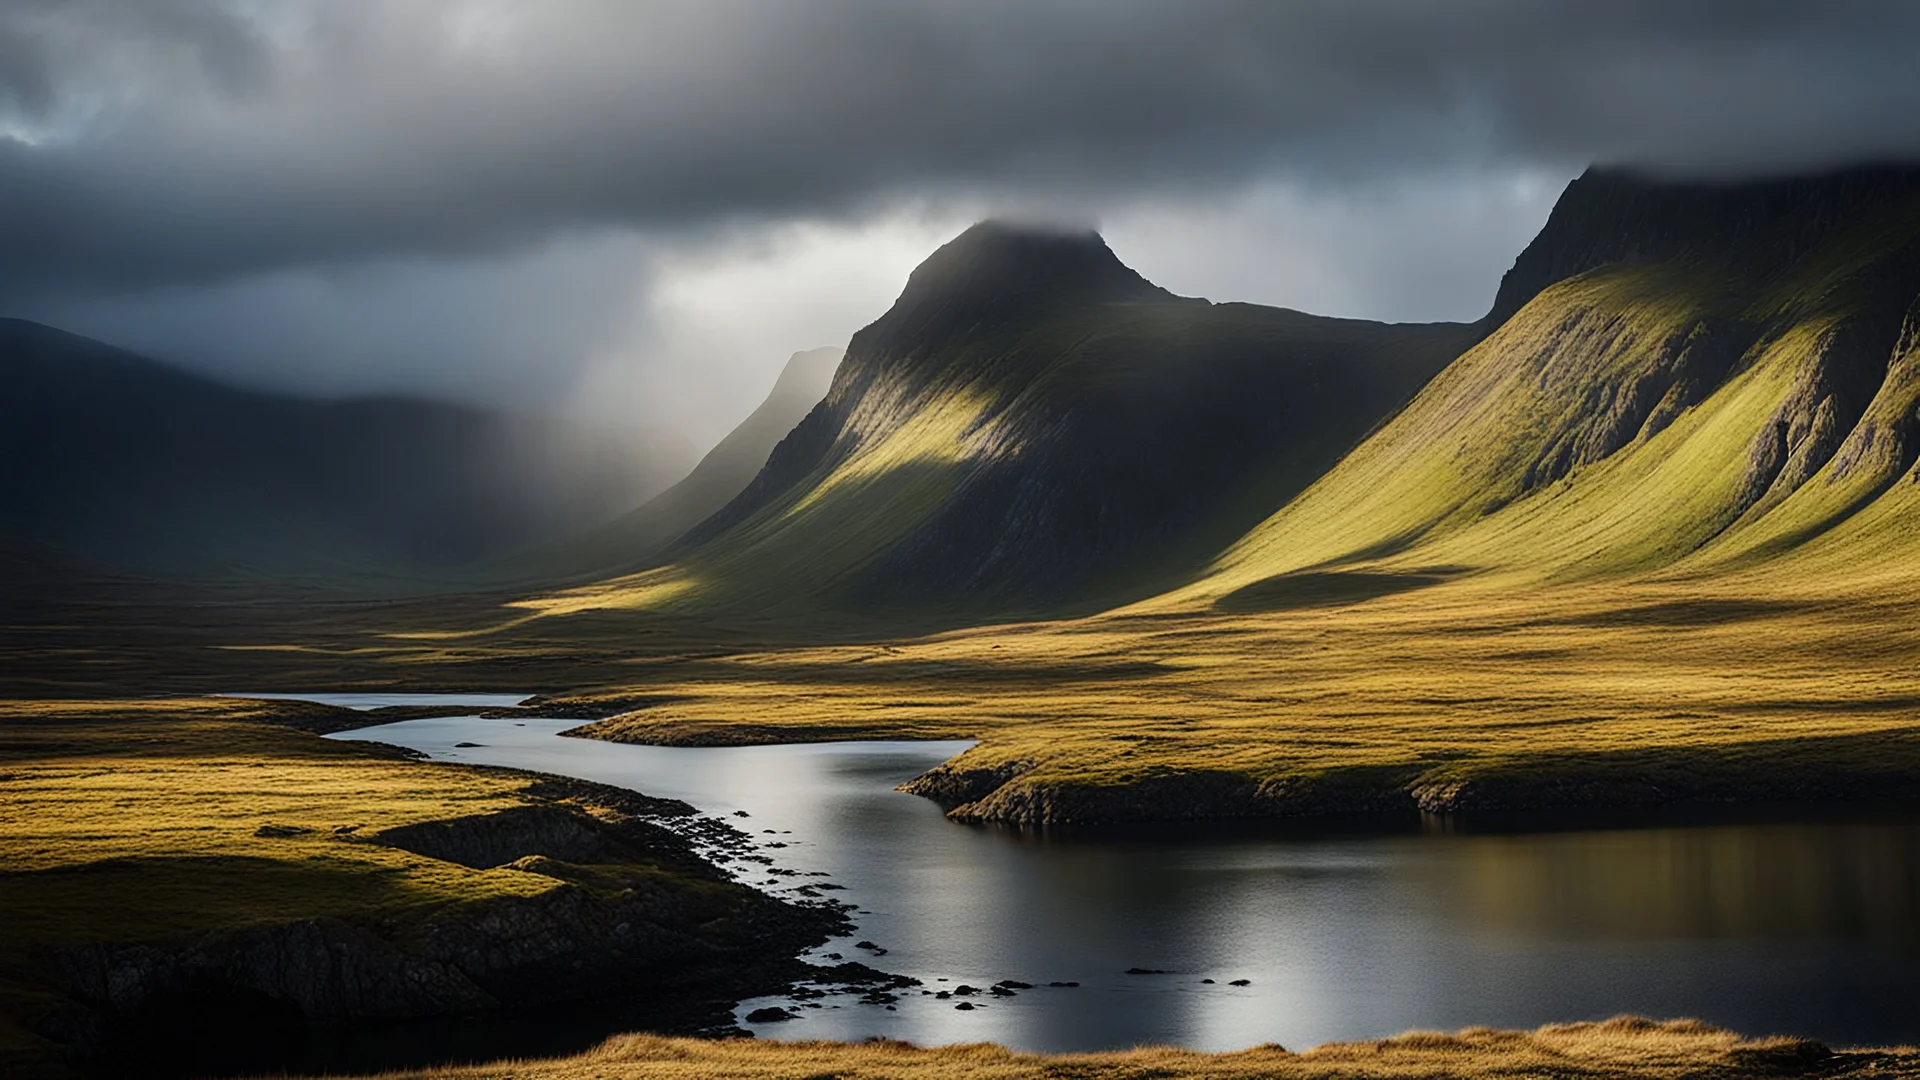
[9,164,1920,1077]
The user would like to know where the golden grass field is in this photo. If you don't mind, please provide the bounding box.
[0,697,643,1076]
[557,564,1920,821]
[310,1018,1914,1080]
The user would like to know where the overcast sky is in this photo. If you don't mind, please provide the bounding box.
[5,1,1919,451]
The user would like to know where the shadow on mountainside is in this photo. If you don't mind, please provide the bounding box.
[1214,569,1463,613]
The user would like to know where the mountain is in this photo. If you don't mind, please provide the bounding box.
[0,319,673,580]
[554,166,1920,832]
[1185,164,1920,606]
[532,222,1481,621]
[490,346,842,583]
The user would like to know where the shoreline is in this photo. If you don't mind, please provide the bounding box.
[0,699,887,1079]
[12,695,1920,1077]
[573,714,1920,827]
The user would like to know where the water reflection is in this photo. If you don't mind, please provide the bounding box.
[333,715,1920,1052]
[1444,822,1920,941]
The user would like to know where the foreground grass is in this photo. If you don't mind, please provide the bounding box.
[0,699,593,1073]
[311,1018,1914,1080]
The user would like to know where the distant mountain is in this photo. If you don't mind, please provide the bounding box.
[0,319,673,579]
[547,222,1480,620]
[1189,164,1920,604]
[492,346,842,583]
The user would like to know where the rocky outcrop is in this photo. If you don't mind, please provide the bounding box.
[367,804,629,870]
[895,757,1038,807]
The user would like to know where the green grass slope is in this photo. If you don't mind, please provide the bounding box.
[1184,165,1920,603]
[523,222,1479,626]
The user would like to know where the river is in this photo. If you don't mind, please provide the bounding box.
[310,702,1920,1053]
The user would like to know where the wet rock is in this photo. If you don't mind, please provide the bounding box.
[744,1006,795,1023]
[1201,978,1215,984]
[1228,979,1251,986]
[1047,981,1079,987]
[452,742,486,748]
[989,986,1015,997]
[1125,968,1169,975]
[995,980,1032,989]
[954,1002,975,1011]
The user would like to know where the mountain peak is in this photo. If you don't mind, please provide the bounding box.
[869,220,1173,346]
[767,345,843,404]
[1488,164,1920,323]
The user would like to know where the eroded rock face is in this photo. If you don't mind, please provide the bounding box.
[55,918,495,1021]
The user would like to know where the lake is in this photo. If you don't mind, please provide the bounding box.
[330,709,1920,1054]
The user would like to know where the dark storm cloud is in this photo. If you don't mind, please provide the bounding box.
[2,0,1918,293]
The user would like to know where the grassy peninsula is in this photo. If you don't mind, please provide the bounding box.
[0,697,844,1077]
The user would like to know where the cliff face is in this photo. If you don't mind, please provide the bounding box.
[629,221,1478,620]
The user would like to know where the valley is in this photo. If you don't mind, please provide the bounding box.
[10,164,1920,1078]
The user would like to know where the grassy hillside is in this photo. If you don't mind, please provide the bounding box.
[1181,166,1920,600]
[518,223,1477,625]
